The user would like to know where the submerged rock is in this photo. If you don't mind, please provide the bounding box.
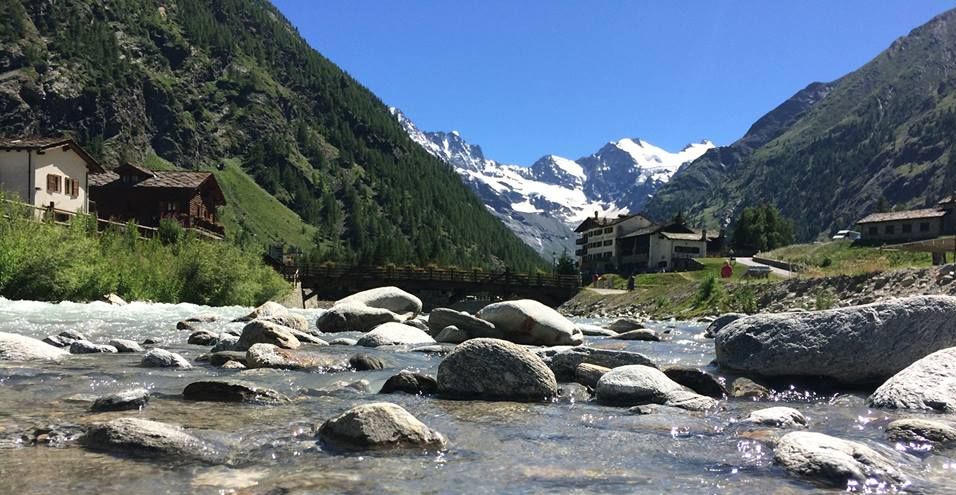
[437,338,557,401]
[69,340,118,354]
[141,348,192,369]
[867,347,956,412]
[379,371,438,396]
[357,322,436,347]
[715,296,956,385]
[82,417,222,463]
[743,407,807,428]
[237,320,301,351]
[606,318,645,332]
[318,402,446,451]
[547,347,657,382]
[476,299,583,346]
[91,389,150,412]
[348,353,385,371]
[304,380,372,397]
[182,379,288,404]
[245,343,337,371]
[663,366,727,398]
[0,332,69,361]
[109,339,144,353]
[885,418,956,448]
[336,286,422,318]
[773,431,906,489]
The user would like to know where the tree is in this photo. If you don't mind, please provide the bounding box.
[731,204,795,253]
[555,251,577,275]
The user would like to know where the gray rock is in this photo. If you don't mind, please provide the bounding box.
[102,293,127,305]
[611,329,660,341]
[236,320,300,351]
[221,360,246,369]
[715,296,956,385]
[664,366,727,398]
[356,322,436,347]
[176,321,197,331]
[318,402,446,451]
[885,418,956,447]
[109,339,144,353]
[731,377,771,399]
[438,338,557,401]
[188,330,219,346]
[245,343,337,371]
[91,389,150,412]
[211,333,240,353]
[410,344,456,354]
[1,332,69,360]
[69,340,118,354]
[574,363,610,388]
[403,318,430,332]
[82,417,221,463]
[547,347,657,382]
[42,335,73,347]
[316,303,404,333]
[304,379,372,397]
[287,328,328,346]
[426,308,498,338]
[329,338,358,346]
[209,351,247,367]
[577,324,618,337]
[141,348,192,369]
[704,313,745,338]
[60,329,87,341]
[336,286,422,318]
[349,353,385,371]
[234,301,288,322]
[595,365,714,411]
[379,371,438,395]
[258,313,309,332]
[476,299,583,346]
[182,379,287,404]
[773,431,906,489]
[607,318,645,332]
[435,325,470,344]
[743,406,808,428]
[867,347,956,412]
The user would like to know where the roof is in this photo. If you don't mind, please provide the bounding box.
[90,170,216,189]
[856,208,946,224]
[0,136,105,173]
[659,231,708,241]
[574,213,651,232]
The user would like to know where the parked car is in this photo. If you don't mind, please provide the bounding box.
[832,230,861,241]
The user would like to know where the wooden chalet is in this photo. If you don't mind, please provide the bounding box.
[89,163,226,238]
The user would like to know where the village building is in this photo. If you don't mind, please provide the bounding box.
[575,213,711,276]
[0,137,105,215]
[89,163,226,238]
[856,197,956,244]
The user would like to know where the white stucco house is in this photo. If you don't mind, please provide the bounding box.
[0,137,105,214]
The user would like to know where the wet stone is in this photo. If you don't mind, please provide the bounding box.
[91,388,150,412]
[317,402,446,451]
[379,371,438,396]
[349,354,385,371]
[81,417,223,464]
[141,348,192,369]
[188,330,219,346]
[182,379,288,405]
[664,366,727,398]
[209,351,247,367]
[109,339,144,353]
[70,340,118,354]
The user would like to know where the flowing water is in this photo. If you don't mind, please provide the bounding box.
[0,298,954,494]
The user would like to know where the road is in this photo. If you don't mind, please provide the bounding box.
[736,257,796,278]
[585,288,629,295]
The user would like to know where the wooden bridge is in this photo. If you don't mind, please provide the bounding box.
[283,264,582,308]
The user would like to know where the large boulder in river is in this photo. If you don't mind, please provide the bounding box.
[357,322,436,347]
[318,402,446,451]
[476,299,583,346]
[426,308,498,338]
[546,347,657,382]
[245,343,338,370]
[437,338,557,401]
[337,286,422,318]
[867,347,956,412]
[773,431,906,489]
[715,296,956,385]
[234,301,288,322]
[257,313,310,332]
[236,320,300,351]
[704,313,745,338]
[81,417,222,463]
[0,332,69,361]
[595,365,718,411]
[316,303,405,333]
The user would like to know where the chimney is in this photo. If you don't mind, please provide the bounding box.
[594,211,599,219]
[701,229,707,241]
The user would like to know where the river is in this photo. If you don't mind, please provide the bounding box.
[0,298,953,493]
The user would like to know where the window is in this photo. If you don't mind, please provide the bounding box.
[674,246,701,254]
[885,225,895,235]
[920,222,930,232]
[603,240,613,246]
[902,223,912,234]
[868,226,878,236]
[603,227,613,234]
[46,174,61,194]
[63,178,79,198]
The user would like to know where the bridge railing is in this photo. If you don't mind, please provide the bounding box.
[285,263,581,289]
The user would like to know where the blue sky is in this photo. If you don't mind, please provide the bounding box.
[272,0,955,165]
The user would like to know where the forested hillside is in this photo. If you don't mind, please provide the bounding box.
[645,8,956,241]
[0,0,545,270]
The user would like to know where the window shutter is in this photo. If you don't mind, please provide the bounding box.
[47,174,55,193]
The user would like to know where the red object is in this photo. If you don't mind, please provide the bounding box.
[720,264,733,279]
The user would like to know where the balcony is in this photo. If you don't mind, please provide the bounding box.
[575,248,585,257]
[575,237,588,245]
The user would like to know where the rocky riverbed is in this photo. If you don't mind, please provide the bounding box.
[2,292,956,494]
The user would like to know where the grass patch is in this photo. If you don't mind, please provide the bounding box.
[763,240,932,276]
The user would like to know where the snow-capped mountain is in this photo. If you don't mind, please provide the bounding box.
[390,107,714,257]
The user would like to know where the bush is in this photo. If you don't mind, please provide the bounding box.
[695,274,724,310]
[814,291,836,311]
[726,287,758,314]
